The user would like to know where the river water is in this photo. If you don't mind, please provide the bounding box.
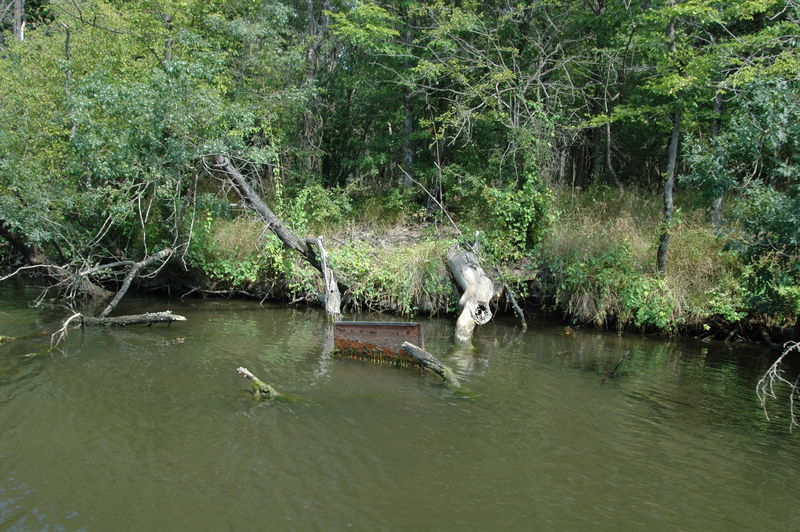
[1,281,799,531]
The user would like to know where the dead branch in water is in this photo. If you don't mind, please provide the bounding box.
[757,341,800,431]
[45,311,187,351]
[81,311,186,327]
[402,342,461,388]
[237,366,282,400]
[98,247,174,318]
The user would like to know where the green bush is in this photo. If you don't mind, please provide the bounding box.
[444,169,554,262]
[330,239,456,315]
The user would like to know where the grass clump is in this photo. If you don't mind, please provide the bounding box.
[184,189,458,316]
[330,238,457,316]
[185,212,316,298]
[543,185,745,332]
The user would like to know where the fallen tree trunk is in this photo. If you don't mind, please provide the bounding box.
[445,246,496,344]
[211,155,341,320]
[81,311,186,327]
[1,312,186,350]
[401,341,460,388]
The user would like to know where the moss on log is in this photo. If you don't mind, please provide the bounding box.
[401,341,461,388]
[237,366,282,400]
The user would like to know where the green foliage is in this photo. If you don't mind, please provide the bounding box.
[445,170,553,262]
[554,241,676,331]
[546,186,747,332]
[352,186,417,227]
[285,184,353,234]
[481,174,554,262]
[686,80,800,321]
[330,239,456,315]
[328,2,400,52]
[0,0,305,264]
[0,0,797,333]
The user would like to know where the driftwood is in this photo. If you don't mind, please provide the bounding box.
[47,311,187,351]
[0,311,187,354]
[97,247,174,318]
[211,155,341,319]
[397,169,527,333]
[445,246,496,344]
[81,311,186,327]
[237,366,282,400]
[401,342,460,388]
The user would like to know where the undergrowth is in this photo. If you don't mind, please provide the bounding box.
[543,185,746,333]
[183,183,762,336]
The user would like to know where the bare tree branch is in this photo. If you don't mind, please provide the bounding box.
[98,247,173,318]
[757,341,800,430]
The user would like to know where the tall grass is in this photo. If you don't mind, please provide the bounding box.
[542,185,745,332]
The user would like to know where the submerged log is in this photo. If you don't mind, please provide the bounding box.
[80,311,186,327]
[237,366,282,400]
[401,342,460,388]
[445,246,496,344]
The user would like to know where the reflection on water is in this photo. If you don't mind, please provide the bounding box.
[1,283,799,531]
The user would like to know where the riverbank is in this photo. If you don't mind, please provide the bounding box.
[1,185,793,345]
[165,185,793,345]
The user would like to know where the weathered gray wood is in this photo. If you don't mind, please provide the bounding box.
[445,246,495,344]
[401,341,460,388]
[13,0,24,41]
[99,247,174,318]
[212,155,342,318]
[81,311,186,327]
[306,237,341,320]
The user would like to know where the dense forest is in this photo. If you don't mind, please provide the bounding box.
[0,0,798,341]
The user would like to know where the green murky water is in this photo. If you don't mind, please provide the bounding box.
[1,281,799,531]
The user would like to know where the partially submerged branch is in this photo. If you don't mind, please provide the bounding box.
[46,311,187,351]
[98,247,173,318]
[81,311,186,327]
[402,341,461,388]
[237,366,282,400]
[757,341,800,430]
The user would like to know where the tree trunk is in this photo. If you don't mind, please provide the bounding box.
[12,0,23,41]
[591,126,604,183]
[211,155,342,319]
[656,12,681,276]
[711,90,724,230]
[401,20,414,188]
[445,246,495,344]
[302,0,331,176]
[605,121,622,191]
[162,13,173,64]
[657,106,682,276]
